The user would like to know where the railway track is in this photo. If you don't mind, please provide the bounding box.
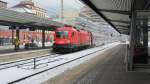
[0,53,61,70]
[7,45,108,84]
[0,43,111,84]
[0,45,102,70]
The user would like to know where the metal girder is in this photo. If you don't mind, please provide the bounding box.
[144,0,150,9]
[115,25,130,29]
[133,0,148,10]
[98,9,130,15]
[81,0,121,33]
[119,29,129,32]
[109,19,130,24]
[0,20,35,26]
[148,28,150,31]
[117,28,129,30]
[120,31,129,34]
[0,8,64,30]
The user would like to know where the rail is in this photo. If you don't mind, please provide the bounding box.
[8,45,108,84]
[0,53,60,70]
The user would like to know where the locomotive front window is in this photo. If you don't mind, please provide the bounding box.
[56,31,68,38]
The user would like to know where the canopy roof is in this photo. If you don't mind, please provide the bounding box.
[81,0,150,34]
[0,8,64,28]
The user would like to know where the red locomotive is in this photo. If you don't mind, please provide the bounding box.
[53,26,93,52]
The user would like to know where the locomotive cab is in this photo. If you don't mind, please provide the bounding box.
[53,26,79,52]
[53,26,93,53]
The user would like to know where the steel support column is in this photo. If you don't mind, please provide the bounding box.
[128,11,136,71]
[136,27,141,44]
[142,19,148,63]
[42,29,45,48]
[15,27,20,51]
[10,26,15,45]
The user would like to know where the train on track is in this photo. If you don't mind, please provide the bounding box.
[53,26,93,52]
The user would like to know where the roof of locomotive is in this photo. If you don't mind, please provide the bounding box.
[56,26,92,34]
[56,26,78,31]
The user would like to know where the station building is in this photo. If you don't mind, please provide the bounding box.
[11,0,49,18]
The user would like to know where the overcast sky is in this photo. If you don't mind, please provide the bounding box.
[4,0,84,16]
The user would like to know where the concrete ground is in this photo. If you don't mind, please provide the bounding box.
[0,45,51,54]
[43,44,150,84]
[0,45,14,50]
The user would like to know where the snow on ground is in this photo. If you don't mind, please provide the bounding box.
[0,42,120,84]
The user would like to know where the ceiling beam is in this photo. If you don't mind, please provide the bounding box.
[98,9,130,15]
[119,30,129,34]
[118,28,129,30]
[119,31,129,34]
[81,0,121,33]
[109,19,130,24]
[0,20,35,26]
[143,0,150,9]
[114,25,130,29]
[116,26,130,33]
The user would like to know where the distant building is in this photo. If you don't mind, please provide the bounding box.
[0,0,7,9]
[11,0,49,18]
[33,6,48,18]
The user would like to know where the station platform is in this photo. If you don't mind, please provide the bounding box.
[46,44,150,84]
[0,47,52,63]
[0,45,51,54]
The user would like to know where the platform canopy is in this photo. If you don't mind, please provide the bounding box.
[81,0,150,35]
[0,8,64,28]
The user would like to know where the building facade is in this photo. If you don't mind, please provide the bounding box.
[0,0,7,9]
[33,6,46,18]
[11,0,49,18]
